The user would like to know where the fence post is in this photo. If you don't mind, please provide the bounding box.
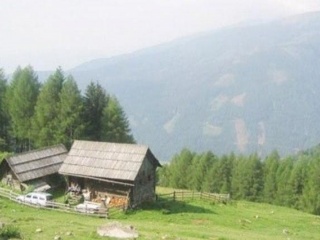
[173,191,176,202]
[106,207,109,219]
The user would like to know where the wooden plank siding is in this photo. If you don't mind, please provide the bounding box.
[59,140,161,207]
[131,155,158,207]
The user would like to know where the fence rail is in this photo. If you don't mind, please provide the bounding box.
[0,187,230,219]
[0,187,125,218]
[157,190,230,203]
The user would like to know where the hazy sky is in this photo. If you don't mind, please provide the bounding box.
[1,0,320,73]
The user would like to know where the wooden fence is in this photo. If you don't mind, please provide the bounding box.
[0,187,125,218]
[0,187,230,219]
[157,190,230,203]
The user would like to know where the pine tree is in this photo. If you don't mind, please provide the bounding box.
[55,76,84,149]
[201,152,220,192]
[301,157,320,214]
[202,154,234,194]
[263,150,280,203]
[231,154,255,199]
[218,154,234,194]
[232,153,263,201]
[82,82,108,141]
[275,156,294,207]
[32,68,64,147]
[168,149,195,189]
[157,163,171,187]
[6,66,40,151]
[189,153,204,191]
[289,156,309,209]
[231,155,243,199]
[0,69,10,151]
[102,96,135,143]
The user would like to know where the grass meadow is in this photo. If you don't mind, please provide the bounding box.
[0,187,319,239]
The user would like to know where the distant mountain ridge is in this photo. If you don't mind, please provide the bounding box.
[68,11,320,161]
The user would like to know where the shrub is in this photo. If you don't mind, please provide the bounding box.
[0,224,21,239]
[162,208,171,214]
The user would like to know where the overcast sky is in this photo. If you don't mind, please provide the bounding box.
[1,0,320,73]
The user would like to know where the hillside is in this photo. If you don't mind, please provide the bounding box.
[69,11,320,161]
[1,193,319,239]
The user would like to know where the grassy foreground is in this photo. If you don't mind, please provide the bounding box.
[0,189,319,240]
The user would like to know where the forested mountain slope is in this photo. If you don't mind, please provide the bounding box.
[69,11,320,161]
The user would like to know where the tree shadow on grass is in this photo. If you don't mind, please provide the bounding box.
[133,199,216,215]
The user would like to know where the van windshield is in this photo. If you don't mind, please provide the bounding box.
[46,195,53,201]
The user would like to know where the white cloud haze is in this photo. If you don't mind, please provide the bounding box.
[1,0,320,72]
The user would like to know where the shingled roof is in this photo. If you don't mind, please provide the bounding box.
[59,140,161,182]
[5,144,67,183]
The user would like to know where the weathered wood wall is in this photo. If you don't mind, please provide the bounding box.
[0,161,21,190]
[66,177,131,208]
[85,180,129,198]
[132,156,157,206]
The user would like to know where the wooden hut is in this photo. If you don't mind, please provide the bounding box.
[0,144,67,191]
[58,140,161,208]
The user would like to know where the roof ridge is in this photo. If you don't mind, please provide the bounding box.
[73,140,149,148]
[7,144,67,159]
[12,151,67,166]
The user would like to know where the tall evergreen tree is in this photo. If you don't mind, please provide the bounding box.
[102,96,135,143]
[55,76,83,149]
[233,153,263,201]
[82,82,108,141]
[0,69,10,151]
[301,157,320,214]
[219,154,234,194]
[202,154,233,194]
[32,68,64,147]
[168,148,195,189]
[248,153,264,200]
[6,66,40,151]
[157,163,171,187]
[231,155,247,199]
[289,156,309,209]
[188,153,204,191]
[275,156,294,207]
[263,150,280,203]
[201,152,220,192]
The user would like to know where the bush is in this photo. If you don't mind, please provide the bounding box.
[161,208,171,214]
[0,224,21,239]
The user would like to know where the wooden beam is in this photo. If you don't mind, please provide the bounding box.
[63,173,135,187]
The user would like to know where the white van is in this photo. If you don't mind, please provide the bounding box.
[16,192,53,207]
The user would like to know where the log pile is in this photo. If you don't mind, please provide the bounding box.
[108,196,128,208]
[91,195,128,209]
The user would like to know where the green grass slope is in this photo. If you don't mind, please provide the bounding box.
[0,196,319,240]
